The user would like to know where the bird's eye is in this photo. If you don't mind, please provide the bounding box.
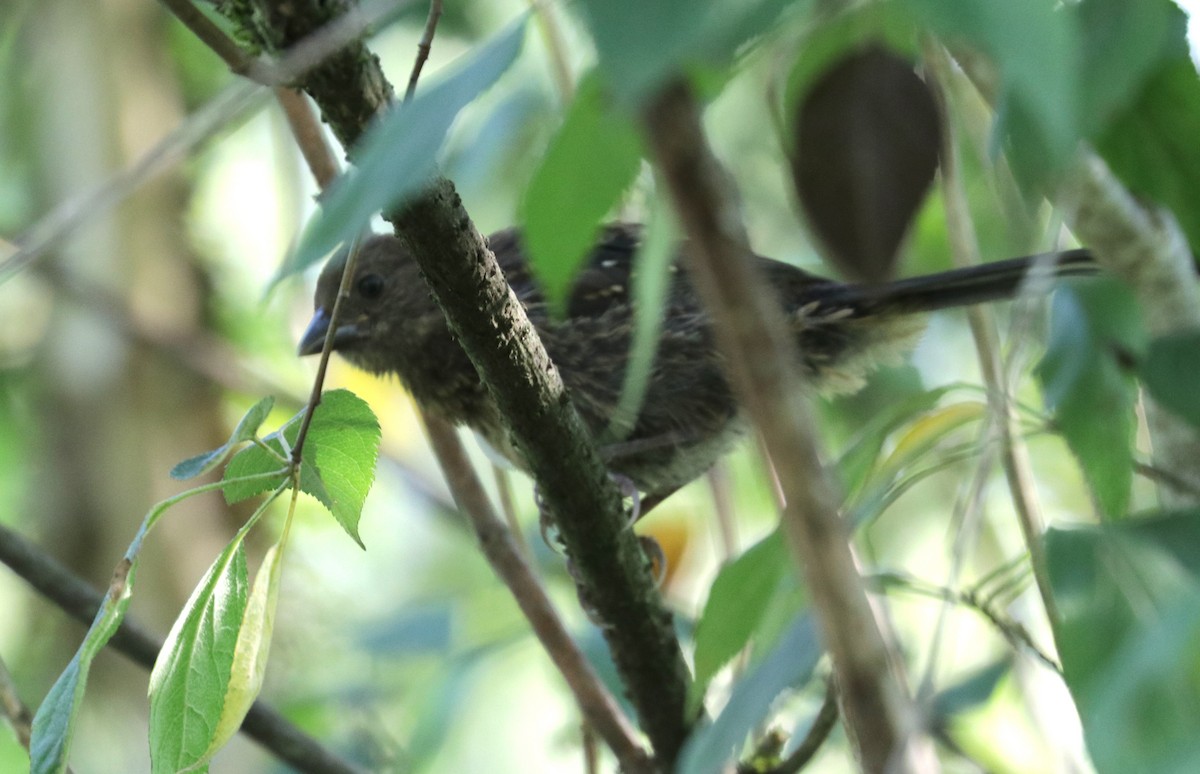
[356,273,385,300]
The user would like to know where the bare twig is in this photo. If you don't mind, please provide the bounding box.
[275,87,341,189]
[405,0,443,101]
[157,0,268,80]
[420,414,652,773]
[0,653,33,752]
[642,80,924,773]
[0,521,365,774]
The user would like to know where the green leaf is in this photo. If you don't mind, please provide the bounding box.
[1141,330,1200,429]
[149,541,250,774]
[603,193,679,442]
[204,536,287,763]
[901,0,1081,187]
[1046,513,1200,773]
[690,531,789,709]
[1075,0,1187,136]
[678,614,821,774]
[578,0,798,102]
[933,659,1010,720]
[29,559,136,774]
[1096,56,1200,256]
[282,16,528,279]
[521,72,643,316]
[224,390,380,545]
[170,397,275,480]
[835,385,956,499]
[1036,279,1144,518]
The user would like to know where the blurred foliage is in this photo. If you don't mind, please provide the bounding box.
[2,0,1200,772]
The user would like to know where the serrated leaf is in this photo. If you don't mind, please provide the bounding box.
[224,390,379,545]
[149,541,250,774]
[1036,279,1144,518]
[901,0,1081,188]
[521,72,642,316]
[281,16,528,279]
[791,45,940,282]
[678,614,821,774]
[690,531,789,710]
[170,397,275,480]
[29,560,136,774]
[1140,330,1200,429]
[1046,513,1200,772]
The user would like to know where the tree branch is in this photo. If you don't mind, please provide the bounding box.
[220,1,693,765]
[641,80,924,772]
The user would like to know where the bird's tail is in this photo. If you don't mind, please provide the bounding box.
[808,248,1097,317]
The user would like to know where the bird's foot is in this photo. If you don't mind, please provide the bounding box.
[535,472,642,553]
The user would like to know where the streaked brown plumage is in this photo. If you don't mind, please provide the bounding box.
[299,223,1094,500]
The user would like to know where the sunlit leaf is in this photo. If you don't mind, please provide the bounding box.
[204,536,288,763]
[1036,279,1144,518]
[521,72,642,316]
[282,16,529,279]
[149,541,250,774]
[170,397,275,480]
[223,390,380,545]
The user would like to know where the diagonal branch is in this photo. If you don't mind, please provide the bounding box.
[213,0,693,765]
[641,79,925,773]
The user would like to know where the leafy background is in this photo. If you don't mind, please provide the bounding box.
[1,0,1200,772]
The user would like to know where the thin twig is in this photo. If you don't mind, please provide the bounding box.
[0,521,365,774]
[420,414,652,773]
[275,87,341,189]
[764,682,840,774]
[157,0,268,80]
[0,653,33,752]
[405,0,443,101]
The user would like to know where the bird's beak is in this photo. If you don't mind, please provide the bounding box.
[297,307,363,356]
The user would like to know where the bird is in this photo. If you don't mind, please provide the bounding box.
[298,223,1095,507]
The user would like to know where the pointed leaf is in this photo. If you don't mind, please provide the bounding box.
[691,531,789,709]
[223,390,379,545]
[170,397,275,480]
[204,537,287,762]
[1036,279,1145,518]
[29,559,135,774]
[521,72,643,316]
[149,542,250,774]
[1140,330,1200,429]
[282,17,528,279]
[679,614,822,774]
[791,46,940,281]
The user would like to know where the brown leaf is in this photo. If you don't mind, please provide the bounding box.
[791,45,941,283]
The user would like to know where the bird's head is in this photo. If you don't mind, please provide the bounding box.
[297,234,439,375]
